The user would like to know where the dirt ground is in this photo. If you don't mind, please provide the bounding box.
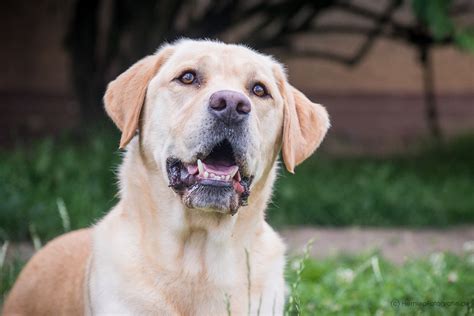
[4,226,474,266]
[280,226,474,265]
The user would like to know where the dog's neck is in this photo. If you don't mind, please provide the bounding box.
[115,139,277,273]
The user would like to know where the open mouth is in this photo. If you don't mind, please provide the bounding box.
[166,139,253,214]
[188,140,243,191]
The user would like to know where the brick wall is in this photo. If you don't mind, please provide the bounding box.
[312,93,474,154]
[0,0,473,153]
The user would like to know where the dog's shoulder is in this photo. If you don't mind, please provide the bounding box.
[3,229,92,316]
[257,222,286,257]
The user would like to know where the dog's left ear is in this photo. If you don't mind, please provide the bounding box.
[104,45,174,148]
[277,72,330,173]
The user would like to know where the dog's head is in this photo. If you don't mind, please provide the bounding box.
[105,39,329,215]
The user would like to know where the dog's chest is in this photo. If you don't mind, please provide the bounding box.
[90,213,283,315]
[142,231,250,314]
[161,271,247,315]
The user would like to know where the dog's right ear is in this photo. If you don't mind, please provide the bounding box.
[104,45,174,148]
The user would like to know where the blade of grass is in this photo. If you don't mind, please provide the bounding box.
[224,293,232,316]
[56,197,71,232]
[29,223,42,251]
[245,248,251,316]
[0,241,9,269]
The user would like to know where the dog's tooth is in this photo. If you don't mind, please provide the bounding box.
[230,167,239,177]
[226,175,231,181]
[204,171,209,178]
[197,159,204,175]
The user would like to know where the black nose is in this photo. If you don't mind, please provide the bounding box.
[208,90,251,125]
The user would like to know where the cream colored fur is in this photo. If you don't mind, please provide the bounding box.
[3,39,329,316]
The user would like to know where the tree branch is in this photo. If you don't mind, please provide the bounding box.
[274,46,357,65]
[337,0,403,65]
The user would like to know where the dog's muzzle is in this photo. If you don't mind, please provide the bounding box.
[166,90,254,215]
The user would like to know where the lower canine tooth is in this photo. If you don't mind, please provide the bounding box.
[204,171,209,178]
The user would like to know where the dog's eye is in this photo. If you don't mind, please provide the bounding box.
[179,71,196,84]
[252,83,268,97]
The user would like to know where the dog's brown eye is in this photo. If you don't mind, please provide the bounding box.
[179,72,196,84]
[252,83,267,97]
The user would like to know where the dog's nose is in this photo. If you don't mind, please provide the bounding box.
[209,90,251,125]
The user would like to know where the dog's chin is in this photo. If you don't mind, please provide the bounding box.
[182,182,240,215]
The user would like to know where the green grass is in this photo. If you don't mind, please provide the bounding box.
[0,258,23,304]
[2,247,473,314]
[1,129,474,242]
[284,251,474,315]
[0,128,121,241]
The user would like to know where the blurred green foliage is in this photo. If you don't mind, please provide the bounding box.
[0,130,474,242]
[412,0,474,52]
[0,258,23,304]
[270,136,474,228]
[0,129,120,241]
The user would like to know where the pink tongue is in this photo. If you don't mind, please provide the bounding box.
[202,161,238,176]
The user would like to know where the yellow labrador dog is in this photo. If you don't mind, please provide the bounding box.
[4,39,329,315]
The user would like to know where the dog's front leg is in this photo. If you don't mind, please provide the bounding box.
[86,264,136,316]
[256,257,286,316]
